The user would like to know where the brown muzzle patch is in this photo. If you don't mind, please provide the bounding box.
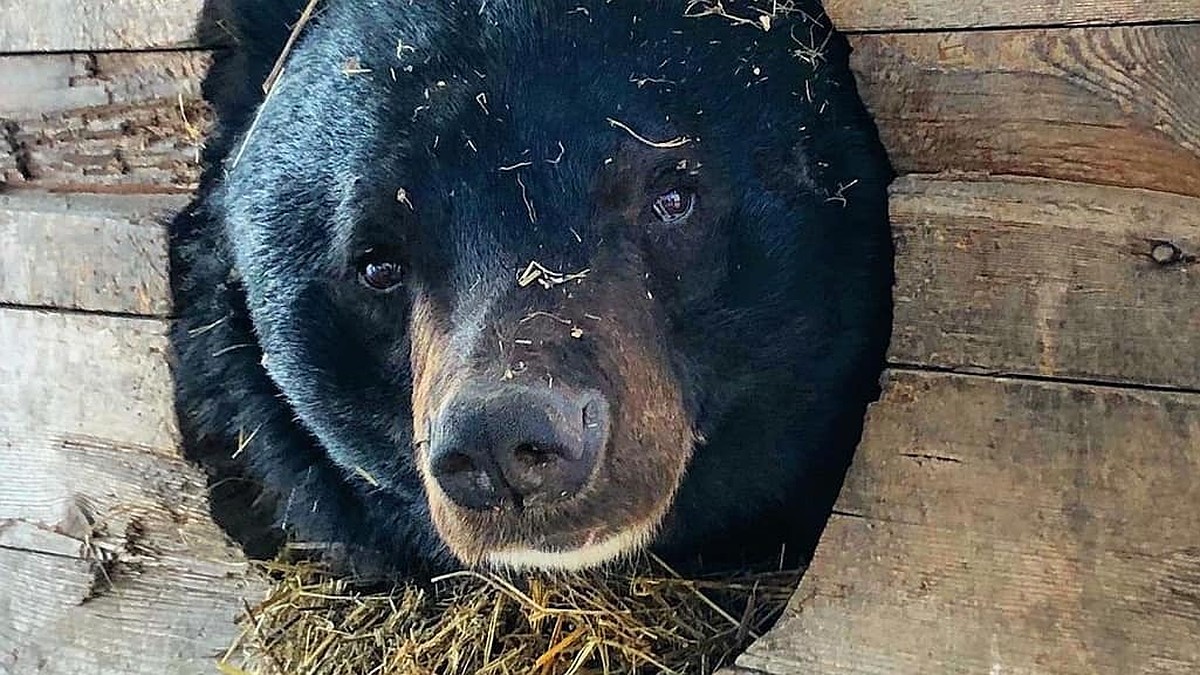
[410,280,695,569]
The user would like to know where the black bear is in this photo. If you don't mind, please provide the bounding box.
[170,0,894,575]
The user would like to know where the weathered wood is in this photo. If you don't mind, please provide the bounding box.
[1,52,209,193]
[0,52,208,117]
[850,25,1200,197]
[4,549,262,675]
[889,175,1200,390]
[0,0,202,52]
[0,192,185,315]
[735,369,1200,674]
[828,0,1200,32]
[0,308,266,674]
[2,0,1199,52]
[5,174,1194,395]
[0,549,99,653]
[5,25,1198,199]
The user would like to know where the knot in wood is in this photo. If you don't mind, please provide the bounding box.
[1150,241,1182,266]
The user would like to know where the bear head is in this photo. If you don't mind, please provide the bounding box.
[171,0,894,574]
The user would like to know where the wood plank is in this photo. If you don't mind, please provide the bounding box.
[0,52,209,193]
[0,0,202,53]
[850,25,1200,197]
[4,26,1198,199]
[4,550,262,675]
[735,370,1200,674]
[0,308,266,674]
[0,549,99,653]
[888,175,1200,390]
[0,192,185,315]
[828,0,1200,32]
[2,1,1199,52]
[4,163,1195,393]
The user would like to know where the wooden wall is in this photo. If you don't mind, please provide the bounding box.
[730,5,1200,675]
[0,2,1196,673]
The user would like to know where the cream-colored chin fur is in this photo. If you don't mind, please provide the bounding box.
[484,524,656,572]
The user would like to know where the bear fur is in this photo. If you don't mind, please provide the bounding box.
[169,0,894,576]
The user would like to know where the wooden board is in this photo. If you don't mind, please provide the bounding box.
[850,24,1200,197]
[889,175,1200,390]
[5,25,1198,199]
[2,1,1199,52]
[734,369,1200,674]
[2,172,1194,392]
[9,172,1193,391]
[0,308,266,674]
[828,0,1200,32]
[0,0,203,52]
[0,52,209,193]
[0,192,185,315]
[1,548,260,675]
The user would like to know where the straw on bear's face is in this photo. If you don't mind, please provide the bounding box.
[405,142,725,568]
[230,126,730,569]
[176,0,893,574]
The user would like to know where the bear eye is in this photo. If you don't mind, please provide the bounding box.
[357,251,405,292]
[651,188,695,224]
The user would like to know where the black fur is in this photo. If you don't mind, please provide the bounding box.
[170,0,894,575]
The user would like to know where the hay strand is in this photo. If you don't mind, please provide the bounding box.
[221,555,801,675]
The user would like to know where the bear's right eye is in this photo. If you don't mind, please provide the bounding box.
[357,250,405,292]
[651,188,696,225]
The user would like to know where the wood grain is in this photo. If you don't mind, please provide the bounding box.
[1,52,209,193]
[0,192,185,314]
[0,308,266,674]
[4,175,1193,394]
[850,25,1200,197]
[0,0,203,52]
[735,369,1200,675]
[2,1,1198,52]
[888,175,1200,390]
[4,550,262,675]
[828,0,1200,32]
[5,25,1197,199]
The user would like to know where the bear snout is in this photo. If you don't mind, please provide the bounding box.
[428,384,610,511]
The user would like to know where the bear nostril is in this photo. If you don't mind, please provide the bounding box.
[430,451,505,510]
[582,397,606,431]
[512,443,555,469]
[434,451,477,477]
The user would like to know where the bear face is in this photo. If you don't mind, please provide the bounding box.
[171,0,894,574]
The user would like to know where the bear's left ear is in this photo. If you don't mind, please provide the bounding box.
[195,0,321,128]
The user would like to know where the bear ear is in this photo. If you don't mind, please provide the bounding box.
[194,0,316,125]
[197,0,314,52]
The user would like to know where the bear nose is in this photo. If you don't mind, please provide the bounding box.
[428,385,609,511]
